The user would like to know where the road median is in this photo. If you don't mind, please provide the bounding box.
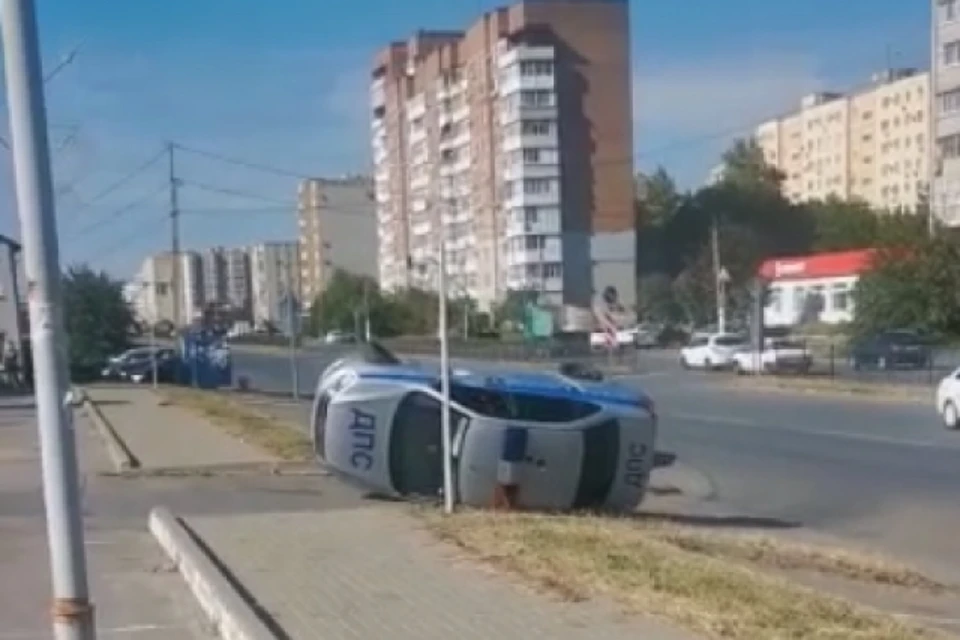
[721,374,934,404]
[422,509,956,639]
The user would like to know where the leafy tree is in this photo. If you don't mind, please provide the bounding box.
[852,237,960,338]
[636,273,681,322]
[62,266,134,375]
[718,138,785,192]
[494,289,539,330]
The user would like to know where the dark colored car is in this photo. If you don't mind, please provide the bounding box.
[121,353,180,384]
[849,330,931,371]
[102,347,177,382]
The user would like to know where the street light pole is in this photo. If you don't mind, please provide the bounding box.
[711,214,727,333]
[1,1,95,637]
[437,237,454,515]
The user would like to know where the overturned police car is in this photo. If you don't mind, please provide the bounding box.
[310,347,660,512]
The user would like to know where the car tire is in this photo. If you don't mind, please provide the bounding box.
[943,401,959,431]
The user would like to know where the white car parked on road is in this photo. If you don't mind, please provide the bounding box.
[732,339,813,375]
[680,333,747,371]
[935,366,960,431]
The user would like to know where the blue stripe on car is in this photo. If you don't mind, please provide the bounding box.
[356,371,645,409]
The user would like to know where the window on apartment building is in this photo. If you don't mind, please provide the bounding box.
[521,120,552,136]
[943,0,958,22]
[543,264,562,279]
[940,133,960,159]
[519,60,553,76]
[522,148,541,164]
[524,206,539,223]
[524,178,554,195]
[524,235,546,250]
[945,40,960,66]
[520,90,553,108]
[942,89,960,115]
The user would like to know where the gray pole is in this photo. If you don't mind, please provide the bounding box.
[0,1,96,638]
[287,253,299,401]
[168,143,181,329]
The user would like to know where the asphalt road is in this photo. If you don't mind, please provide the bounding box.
[233,345,960,582]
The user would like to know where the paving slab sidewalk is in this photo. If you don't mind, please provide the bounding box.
[87,385,275,469]
[187,505,703,640]
[0,397,207,638]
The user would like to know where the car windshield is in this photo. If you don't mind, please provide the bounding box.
[714,336,745,347]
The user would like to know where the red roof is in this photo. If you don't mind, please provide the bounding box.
[758,248,877,282]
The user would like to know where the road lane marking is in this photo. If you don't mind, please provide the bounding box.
[664,411,948,449]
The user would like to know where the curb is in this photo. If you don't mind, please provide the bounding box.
[149,507,276,640]
[77,388,140,473]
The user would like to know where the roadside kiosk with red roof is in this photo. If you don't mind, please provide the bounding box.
[757,249,877,327]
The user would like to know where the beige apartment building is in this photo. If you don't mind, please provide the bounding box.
[756,69,930,213]
[297,177,378,306]
[370,0,636,312]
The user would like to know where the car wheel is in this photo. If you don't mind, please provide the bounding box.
[943,401,959,431]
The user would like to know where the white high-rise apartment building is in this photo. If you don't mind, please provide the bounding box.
[250,242,300,329]
[933,0,960,225]
[755,69,930,213]
[224,247,252,318]
[371,0,636,312]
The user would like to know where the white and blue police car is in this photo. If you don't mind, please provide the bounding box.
[311,346,660,512]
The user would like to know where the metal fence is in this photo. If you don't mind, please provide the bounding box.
[381,337,647,372]
[735,339,957,387]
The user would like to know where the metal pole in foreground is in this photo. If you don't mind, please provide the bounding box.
[0,1,95,638]
[437,240,454,515]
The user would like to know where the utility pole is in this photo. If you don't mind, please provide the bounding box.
[437,234,454,515]
[711,214,727,333]
[362,280,371,342]
[279,255,300,400]
[168,143,181,331]
[1,1,95,638]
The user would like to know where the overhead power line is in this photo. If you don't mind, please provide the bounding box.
[75,212,169,265]
[180,204,376,216]
[71,147,167,212]
[172,143,312,180]
[73,183,168,238]
[178,179,293,205]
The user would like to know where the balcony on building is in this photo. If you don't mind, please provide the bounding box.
[406,93,427,120]
[503,178,560,209]
[371,76,386,110]
[497,41,555,70]
[502,121,558,152]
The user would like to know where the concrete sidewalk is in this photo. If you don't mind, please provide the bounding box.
[186,502,702,639]
[87,385,275,469]
[0,396,207,638]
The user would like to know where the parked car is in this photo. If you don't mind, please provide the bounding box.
[936,366,960,431]
[680,333,747,371]
[101,347,176,382]
[849,330,930,371]
[733,339,813,375]
[324,330,357,345]
[124,350,180,384]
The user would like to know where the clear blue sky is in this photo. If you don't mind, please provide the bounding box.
[0,0,931,278]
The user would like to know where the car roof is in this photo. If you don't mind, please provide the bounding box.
[342,362,647,409]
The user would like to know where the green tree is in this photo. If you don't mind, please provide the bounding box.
[852,237,960,338]
[718,138,785,192]
[62,266,134,377]
[494,289,539,331]
[309,270,380,336]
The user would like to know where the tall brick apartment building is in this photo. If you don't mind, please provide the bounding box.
[370,0,635,316]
